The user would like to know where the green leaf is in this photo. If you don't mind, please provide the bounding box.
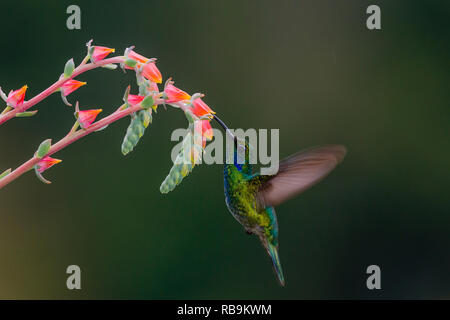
[141,95,154,109]
[16,110,38,117]
[36,139,52,158]
[124,58,137,68]
[64,58,75,78]
[121,110,152,155]
[0,168,11,180]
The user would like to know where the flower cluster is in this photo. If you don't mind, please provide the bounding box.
[0,40,219,191]
[122,47,216,149]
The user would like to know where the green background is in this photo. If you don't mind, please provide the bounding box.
[0,0,449,299]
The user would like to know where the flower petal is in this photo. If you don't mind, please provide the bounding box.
[37,156,62,173]
[91,46,115,62]
[78,109,103,128]
[7,85,27,108]
[191,98,215,118]
[127,50,150,64]
[128,94,145,105]
[194,120,214,149]
[142,62,162,84]
[61,80,86,96]
[164,83,191,103]
[202,120,214,141]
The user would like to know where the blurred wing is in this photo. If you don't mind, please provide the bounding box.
[257,145,346,208]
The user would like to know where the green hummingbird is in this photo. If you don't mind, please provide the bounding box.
[213,115,346,286]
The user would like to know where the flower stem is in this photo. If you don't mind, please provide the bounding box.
[0,98,164,190]
[0,56,126,126]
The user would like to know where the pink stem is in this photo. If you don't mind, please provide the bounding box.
[0,56,126,125]
[0,97,165,190]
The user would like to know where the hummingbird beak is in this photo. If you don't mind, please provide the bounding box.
[213,114,236,142]
[213,114,228,131]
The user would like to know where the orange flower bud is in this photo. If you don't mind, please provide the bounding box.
[36,156,62,173]
[77,109,103,128]
[91,46,115,62]
[60,80,86,96]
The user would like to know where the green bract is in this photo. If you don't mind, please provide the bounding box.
[36,139,52,158]
[124,58,137,68]
[16,110,38,117]
[64,58,75,78]
[141,95,154,109]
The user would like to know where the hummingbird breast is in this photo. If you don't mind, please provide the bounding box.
[223,164,271,233]
[223,164,283,285]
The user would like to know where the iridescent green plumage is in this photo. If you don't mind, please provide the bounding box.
[215,115,346,287]
[223,138,285,286]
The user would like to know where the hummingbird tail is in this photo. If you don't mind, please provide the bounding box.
[267,242,285,286]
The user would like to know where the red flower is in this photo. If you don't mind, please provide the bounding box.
[195,120,214,148]
[36,156,62,173]
[124,50,150,70]
[142,62,162,84]
[60,80,86,96]
[77,109,103,128]
[7,85,27,108]
[164,83,190,103]
[149,82,159,93]
[128,50,149,63]
[91,46,115,62]
[127,94,145,105]
[191,98,215,119]
[201,120,213,141]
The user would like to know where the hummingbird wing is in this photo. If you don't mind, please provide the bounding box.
[256,145,346,208]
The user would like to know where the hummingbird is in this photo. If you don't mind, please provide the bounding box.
[213,115,346,286]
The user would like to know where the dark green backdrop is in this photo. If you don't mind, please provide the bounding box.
[0,0,449,299]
